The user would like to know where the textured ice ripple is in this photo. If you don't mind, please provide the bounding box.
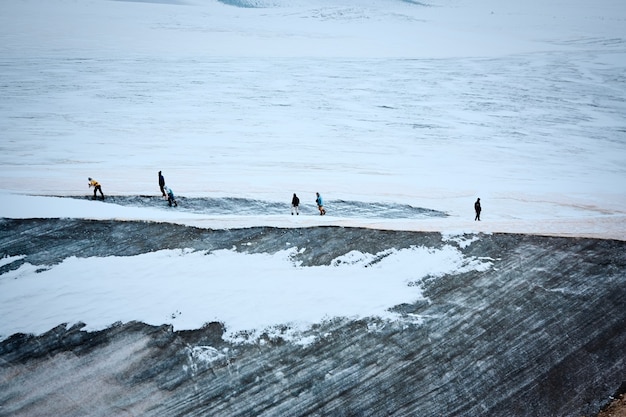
[60,195,448,219]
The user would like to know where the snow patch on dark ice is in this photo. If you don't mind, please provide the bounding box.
[1,227,625,417]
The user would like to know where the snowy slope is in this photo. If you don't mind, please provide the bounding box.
[0,0,625,415]
[1,0,625,337]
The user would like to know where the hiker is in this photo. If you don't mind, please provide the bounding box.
[291,193,300,215]
[158,171,166,197]
[165,186,178,207]
[474,198,481,221]
[316,192,326,215]
[88,177,104,200]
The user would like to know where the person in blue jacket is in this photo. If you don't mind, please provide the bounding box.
[316,192,326,215]
[165,186,178,207]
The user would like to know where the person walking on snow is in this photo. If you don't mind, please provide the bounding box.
[291,193,300,215]
[474,198,481,221]
[316,192,326,215]
[165,186,178,207]
[158,171,166,197]
[88,177,104,200]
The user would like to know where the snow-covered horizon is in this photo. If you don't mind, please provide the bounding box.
[2,0,624,59]
[0,0,625,340]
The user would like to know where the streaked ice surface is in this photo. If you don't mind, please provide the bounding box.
[1,54,624,205]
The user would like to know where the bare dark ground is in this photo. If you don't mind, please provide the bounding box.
[1,219,625,416]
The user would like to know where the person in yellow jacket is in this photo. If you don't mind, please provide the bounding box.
[88,177,105,200]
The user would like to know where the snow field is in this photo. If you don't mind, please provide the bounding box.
[0,0,625,340]
[0,244,492,340]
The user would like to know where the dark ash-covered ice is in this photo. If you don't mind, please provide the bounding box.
[1,219,625,416]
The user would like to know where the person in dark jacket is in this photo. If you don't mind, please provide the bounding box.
[474,198,481,221]
[291,193,300,215]
[158,171,166,197]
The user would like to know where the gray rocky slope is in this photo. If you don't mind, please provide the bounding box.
[1,219,625,416]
